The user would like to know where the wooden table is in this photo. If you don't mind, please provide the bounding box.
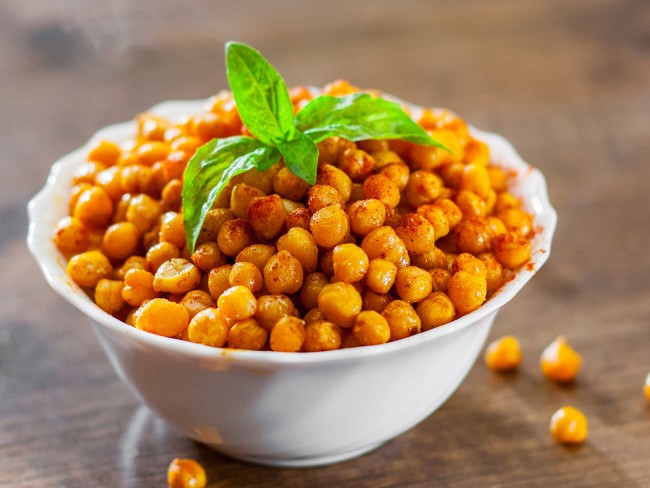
[2,1,649,486]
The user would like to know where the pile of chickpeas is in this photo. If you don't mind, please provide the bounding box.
[55,80,534,353]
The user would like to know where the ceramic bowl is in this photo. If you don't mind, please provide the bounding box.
[27,98,557,467]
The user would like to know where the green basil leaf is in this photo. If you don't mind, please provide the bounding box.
[276,130,319,185]
[182,136,280,252]
[296,93,450,150]
[226,42,296,146]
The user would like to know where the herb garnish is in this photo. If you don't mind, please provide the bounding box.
[183,41,448,252]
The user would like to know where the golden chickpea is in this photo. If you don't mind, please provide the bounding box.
[550,406,588,445]
[432,198,463,231]
[186,308,228,347]
[316,137,353,165]
[455,190,487,219]
[242,166,277,194]
[430,268,451,292]
[492,231,532,269]
[303,320,342,352]
[281,199,305,214]
[409,138,451,171]
[247,194,287,239]
[263,250,304,295]
[382,300,421,340]
[217,285,257,321]
[316,164,352,202]
[438,162,465,189]
[197,208,233,245]
[318,282,362,328]
[112,193,132,223]
[541,336,582,383]
[455,218,493,255]
[361,226,410,268]
[191,241,227,272]
[88,139,121,166]
[277,227,319,273]
[359,139,390,153]
[229,261,263,293]
[179,290,215,319]
[67,250,113,288]
[460,163,492,198]
[404,171,441,208]
[153,258,201,294]
[352,311,391,346]
[297,272,327,310]
[395,266,433,303]
[338,148,375,182]
[348,183,366,203]
[230,183,266,219]
[464,138,490,166]
[167,458,207,488]
[395,213,436,254]
[135,298,189,337]
[126,194,162,234]
[120,164,154,196]
[306,185,342,213]
[484,335,521,372]
[363,174,400,209]
[347,199,387,236]
[447,270,487,315]
[310,203,350,248]
[332,243,369,283]
[68,183,94,215]
[114,255,147,280]
[303,308,325,325]
[94,279,125,314]
[73,186,114,228]
[159,212,186,248]
[362,290,391,313]
[207,265,233,300]
[95,166,123,201]
[478,252,505,295]
[273,166,310,201]
[378,162,410,191]
[54,216,90,255]
[365,259,397,294]
[256,294,296,331]
[341,330,363,349]
[146,242,181,273]
[150,161,169,195]
[416,292,454,330]
[137,113,168,141]
[410,247,447,271]
[270,316,306,352]
[284,207,312,232]
[487,165,508,192]
[228,318,268,350]
[452,253,488,278]
[497,208,533,237]
[122,269,158,307]
[163,150,190,181]
[416,204,450,240]
[494,192,521,213]
[486,216,508,237]
[234,244,275,272]
[217,218,256,257]
[136,141,170,166]
[100,222,139,261]
[73,162,107,185]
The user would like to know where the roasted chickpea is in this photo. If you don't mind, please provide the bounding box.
[196,208,233,245]
[460,163,492,198]
[455,190,487,219]
[229,261,263,293]
[416,292,455,331]
[316,137,353,165]
[359,139,390,153]
[409,138,451,171]
[122,269,158,306]
[277,227,319,273]
[378,162,409,191]
[303,308,325,325]
[135,298,189,337]
[382,300,421,340]
[316,164,353,202]
[431,198,463,231]
[363,174,400,209]
[272,166,310,201]
[88,139,121,166]
[416,204,450,240]
[299,272,328,310]
[136,141,170,166]
[410,247,447,271]
[191,241,227,272]
[484,335,521,372]
[95,166,123,201]
[207,265,233,300]
[464,137,490,166]
[494,192,521,213]
[217,218,256,257]
[247,194,286,239]
[146,242,181,273]
[318,282,362,327]
[486,216,508,237]
[94,279,125,314]
[167,458,207,488]
[452,253,488,278]
[126,194,162,234]
[242,166,277,194]
[54,217,90,255]
[218,285,257,321]
[487,165,508,192]
[361,226,410,268]
[153,258,201,294]
[179,290,215,319]
[284,207,312,232]
[395,266,433,303]
[353,311,391,346]
[270,316,306,352]
[404,171,441,207]
[263,250,304,294]
[395,213,436,254]
[303,320,342,352]
[310,203,350,248]
[455,218,493,255]
[332,243,369,283]
[230,183,266,219]
[541,336,582,383]
[160,212,186,248]
[256,294,296,331]
[550,406,588,445]
[365,259,397,294]
[73,186,114,228]
[429,268,451,292]
[120,164,154,196]
[114,255,147,280]
[338,149,375,182]
[493,231,532,269]
[362,290,391,312]
[73,162,107,185]
[235,244,276,272]
[347,199,386,236]
[447,270,487,315]
[100,222,139,261]
[228,318,268,350]
[67,251,113,288]
[497,208,533,236]
[307,185,343,213]
[478,252,505,295]
[68,183,94,215]
[187,308,228,347]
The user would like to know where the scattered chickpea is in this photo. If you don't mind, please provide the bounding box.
[549,406,588,445]
[484,335,522,372]
[167,458,207,488]
[541,336,582,383]
[644,373,650,402]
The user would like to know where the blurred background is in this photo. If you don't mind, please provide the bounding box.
[2,1,649,487]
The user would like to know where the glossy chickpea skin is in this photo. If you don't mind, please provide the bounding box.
[277,227,319,273]
[146,242,180,273]
[541,336,582,383]
[54,216,90,254]
[217,218,256,257]
[207,265,233,300]
[416,292,455,331]
[179,290,215,319]
[303,320,342,352]
[256,294,296,331]
[361,226,410,267]
[101,222,139,261]
[493,231,532,269]
[135,298,189,337]
[316,164,352,203]
[455,218,493,255]
[365,258,397,294]
[247,194,287,239]
[67,251,113,288]
[160,212,186,248]
[270,316,306,352]
[310,203,350,248]
[187,308,229,348]
[263,250,304,294]
[550,406,588,445]
[332,243,369,283]
[338,149,375,182]
[395,213,436,254]
[230,183,266,219]
[228,318,268,350]
[191,241,227,272]
[94,279,125,314]
[447,270,487,315]
[235,244,276,272]
[347,199,386,236]
[352,310,391,346]
[382,300,421,340]
[229,261,263,293]
[167,458,207,488]
[218,285,257,321]
[318,282,362,328]
[300,272,329,310]
[73,186,114,228]
[484,335,522,372]
[122,269,158,307]
[153,258,201,294]
[404,171,442,207]
[395,266,433,303]
[307,184,343,213]
[273,166,311,200]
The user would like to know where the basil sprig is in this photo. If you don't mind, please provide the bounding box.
[183,41,447,252]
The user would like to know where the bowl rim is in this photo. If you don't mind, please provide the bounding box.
[27,97,557,367]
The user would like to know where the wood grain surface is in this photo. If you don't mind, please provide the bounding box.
[2,1,649,486]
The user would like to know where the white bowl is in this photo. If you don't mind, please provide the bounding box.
[27,99,557,467]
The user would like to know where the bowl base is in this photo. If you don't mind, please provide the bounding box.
[211,441,385,468]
